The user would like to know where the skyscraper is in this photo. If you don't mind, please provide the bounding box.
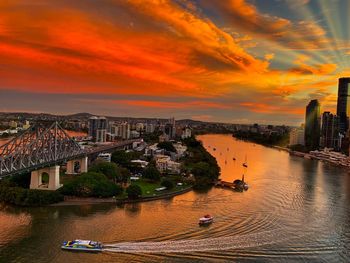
[89,116,107,142]
[120,122,130,140]
[336,77,350,134]
[305,99,321,150]
[164,117,176,139]
[320,112,339,150]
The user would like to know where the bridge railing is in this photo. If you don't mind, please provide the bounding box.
[0,122,85,177]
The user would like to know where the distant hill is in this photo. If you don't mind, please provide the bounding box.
[0,112,227,126]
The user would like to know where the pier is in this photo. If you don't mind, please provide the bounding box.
[215,179,234,189]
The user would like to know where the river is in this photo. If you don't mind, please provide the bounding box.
[0,134,349,262]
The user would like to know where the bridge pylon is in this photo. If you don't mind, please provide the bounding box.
[30,165,61,190]
[66,156,88,175]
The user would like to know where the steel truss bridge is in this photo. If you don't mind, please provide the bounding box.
[0,121,139,178]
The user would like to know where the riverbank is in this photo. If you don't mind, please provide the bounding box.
[232,135,342,167]
[51,185,193,206]
[259,140,350,169]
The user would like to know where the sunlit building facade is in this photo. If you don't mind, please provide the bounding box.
[289,126,305,146]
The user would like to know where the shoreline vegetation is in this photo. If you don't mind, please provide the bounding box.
[232,130,289,147]
[52,186,193,206]
[0,136,219,206]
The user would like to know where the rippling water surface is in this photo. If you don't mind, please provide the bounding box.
[1,134,349,262]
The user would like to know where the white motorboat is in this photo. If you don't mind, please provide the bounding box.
[61,239,103,252]
[199,215,214,226]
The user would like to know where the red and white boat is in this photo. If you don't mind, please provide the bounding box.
[199,215,214,225]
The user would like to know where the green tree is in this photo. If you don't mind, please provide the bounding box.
[142,165,161,182]
[191,161,219,189]
[157,141,176,152]
[111,150,142,171]
[126,184,142,199]
[60,172,123,197]
[183,137,201,148]
[116,166,131,184]
[89,161,119,183]
[111,150,131,167]
[142,130,163,143]
[8,172,31,188]
[161,179,174,189]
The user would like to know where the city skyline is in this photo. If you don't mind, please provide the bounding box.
[1,1,350,125]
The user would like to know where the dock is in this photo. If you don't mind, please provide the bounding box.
[215,179,234,188]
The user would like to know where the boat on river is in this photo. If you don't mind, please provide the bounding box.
[242,155,248,168]
[61,240,103,252]
[199,215,214,226]
[233,174,249,191]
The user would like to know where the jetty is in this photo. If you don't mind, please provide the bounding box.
[215,179,234,188]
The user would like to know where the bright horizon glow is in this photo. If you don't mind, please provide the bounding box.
[0,0,349,125]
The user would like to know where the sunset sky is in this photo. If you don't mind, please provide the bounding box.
[0,0,349,125]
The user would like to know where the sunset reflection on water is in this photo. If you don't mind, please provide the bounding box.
[0,134,349,262]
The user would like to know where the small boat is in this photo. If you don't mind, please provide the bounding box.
[199,215,214,226]
[242,154,248,168]
[61,240,103,252]
[233,174,249,192]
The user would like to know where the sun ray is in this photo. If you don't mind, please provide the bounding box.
[318,0,347,69]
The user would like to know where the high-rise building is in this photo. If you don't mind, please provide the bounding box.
[336,77,350,134]
[320,112,340,149]
[89,116,107,142]
[145,123,155,134]
[164,117,176,139]
[305,100,321,150]
[111,125,120,137]
[120,122,130,140]
[135,123,144,132]
[289,126,305,146]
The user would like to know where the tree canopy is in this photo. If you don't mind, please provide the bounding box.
[142,165,161,182]
[182,137,220,189]
[89,161,119,181]
[157,141,176,152]
[111,150,142,172]
[126,184,142,199]
[161,178,174,189]
[60,172,123,197]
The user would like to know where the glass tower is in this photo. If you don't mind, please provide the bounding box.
[305,99,321,150]
[336,77,350,134]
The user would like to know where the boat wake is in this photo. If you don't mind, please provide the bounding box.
[103,228,301,253]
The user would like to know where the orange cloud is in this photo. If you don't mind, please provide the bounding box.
[126,0,269,73]
[202,0,331,50]
[114,100,231,110]
[0,0,348,125]
[239,102,304,115]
